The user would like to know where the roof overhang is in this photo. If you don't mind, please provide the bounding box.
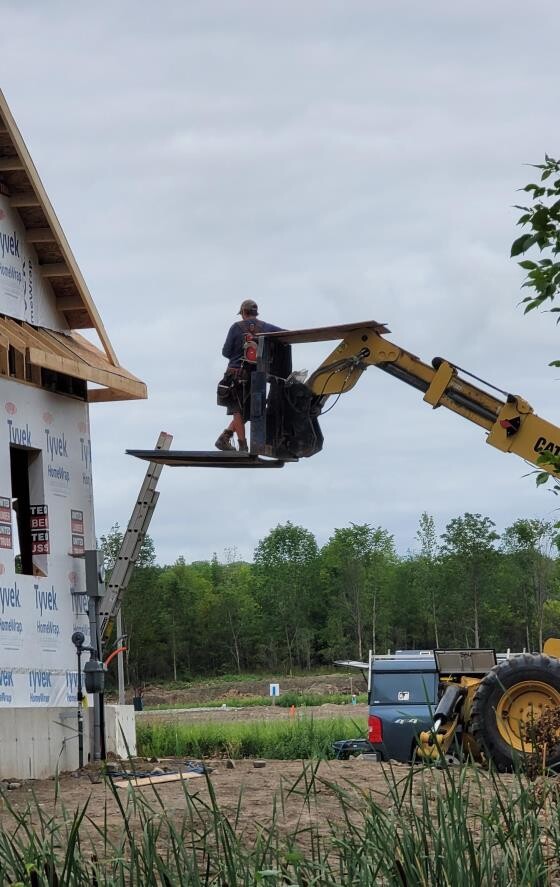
[0,89,147,402]
[0,315,146,402]
[0,90,116,356]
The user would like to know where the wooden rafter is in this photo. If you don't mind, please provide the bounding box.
[40,263,70,278]
[0,157,24,171]
[25,228,57,243]
[10,192,40,207]
[55,294,83,310]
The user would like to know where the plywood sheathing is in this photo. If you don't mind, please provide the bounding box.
[0,89,121,367]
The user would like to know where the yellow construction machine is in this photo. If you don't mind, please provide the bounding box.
[252,320,560,770]
[413,641,560,770]
[250,319,560,475]
[130,318,560,769]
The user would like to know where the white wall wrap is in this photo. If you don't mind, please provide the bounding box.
[0,195,69,331]
[0,379,95,706]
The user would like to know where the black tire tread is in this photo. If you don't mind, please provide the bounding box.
[471,653,560,772]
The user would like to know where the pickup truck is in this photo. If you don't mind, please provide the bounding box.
[334,653,437,762]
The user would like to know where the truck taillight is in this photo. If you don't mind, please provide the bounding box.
[368,714,383,744]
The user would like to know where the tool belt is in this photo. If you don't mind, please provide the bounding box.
[216,366,249,408]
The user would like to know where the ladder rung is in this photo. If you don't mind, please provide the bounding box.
[100,432,171,639]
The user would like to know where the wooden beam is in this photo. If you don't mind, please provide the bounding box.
[10,191,40,207]
[11,347,25,380]
[88,387,144,403]
[25,228,57,243]
[10,320,54,354]
[263,320,391,345]
[0,321,27,354]
[41,262,70,278]
[21,323,77,360]
[56,294,84,311]
[28,346,147,400]
[0,331,9,378]
[0,156,24,171]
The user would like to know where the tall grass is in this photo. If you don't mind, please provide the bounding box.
[137,715,365,759]
[0,762,559,884]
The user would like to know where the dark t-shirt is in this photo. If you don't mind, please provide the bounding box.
[222,318,283,368]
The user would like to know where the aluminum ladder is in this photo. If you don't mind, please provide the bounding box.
[99,431,172,644]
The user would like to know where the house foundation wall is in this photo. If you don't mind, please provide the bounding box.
[0,707,91,780]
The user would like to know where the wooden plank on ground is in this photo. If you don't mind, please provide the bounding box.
[113,771,203,789]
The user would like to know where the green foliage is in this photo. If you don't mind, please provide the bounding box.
[511,155,560,315]
[100,522,156,573]
[512,156,560,485]
[410,512,442,647]
[254,522,319,672]
[502,519,560,651]
[137,715,365,759]
[320,524,397,661]
[104,508,560,685]
[441,513,499,647]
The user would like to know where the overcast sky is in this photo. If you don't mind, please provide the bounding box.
[2,1,560,563]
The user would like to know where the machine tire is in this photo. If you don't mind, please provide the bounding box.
[471,654,560,772]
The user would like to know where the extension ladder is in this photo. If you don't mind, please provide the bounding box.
[99,431,173,643]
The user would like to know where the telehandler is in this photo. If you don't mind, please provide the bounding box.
[130,318,560,769]
[255,319,560,770]
[413,643,560,770]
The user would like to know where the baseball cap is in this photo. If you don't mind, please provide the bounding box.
[238,299,258,315]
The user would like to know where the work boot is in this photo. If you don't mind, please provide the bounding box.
[238,439,249,453]
[215,430,235,451]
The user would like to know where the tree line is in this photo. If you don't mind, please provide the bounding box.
[100,513,560,683]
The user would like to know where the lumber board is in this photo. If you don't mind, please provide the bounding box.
[0,156,24,171]
[28,346,147,399]
[25,228,57,243]
[113,771,203,789]
[23,324,80,360]
[261,320,390,345]
[0,319,27,354]
[56,295,83,311]
[10,191,40,207]
[88,387,141,403]
[40,262,70,278]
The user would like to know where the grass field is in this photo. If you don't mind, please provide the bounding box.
[137,714,366,759]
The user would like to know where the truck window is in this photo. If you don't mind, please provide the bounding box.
[370,672,438,705]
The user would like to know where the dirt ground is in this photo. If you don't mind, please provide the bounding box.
[138,701,369,724]
[0,758,497,850]
[118,672,366,707]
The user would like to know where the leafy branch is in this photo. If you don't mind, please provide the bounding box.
[511,155,560,318]
[511,155,560,486]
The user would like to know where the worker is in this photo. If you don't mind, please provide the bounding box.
[215,299,282,452]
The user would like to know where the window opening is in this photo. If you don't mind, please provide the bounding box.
[10,446,47,576]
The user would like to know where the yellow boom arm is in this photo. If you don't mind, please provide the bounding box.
[262,320,560,475]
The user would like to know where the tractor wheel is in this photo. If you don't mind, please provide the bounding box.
[470,654,560,772]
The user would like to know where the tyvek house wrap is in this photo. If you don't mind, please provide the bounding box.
[0,381,94,708]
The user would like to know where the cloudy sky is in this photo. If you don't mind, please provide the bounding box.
[2,1,560,563]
